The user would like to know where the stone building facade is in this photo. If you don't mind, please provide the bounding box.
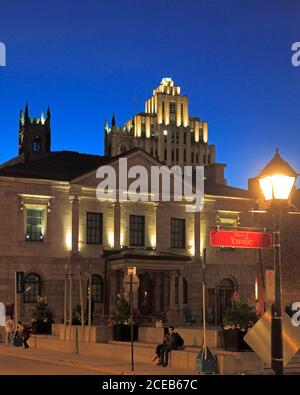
[0,81,265,326]
[0,148,257,326]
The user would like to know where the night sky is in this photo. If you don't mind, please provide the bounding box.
[0,1,299,188]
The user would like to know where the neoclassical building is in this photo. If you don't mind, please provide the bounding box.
[0,82,259,326]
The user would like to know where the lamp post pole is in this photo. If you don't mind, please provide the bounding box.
[130,272,134,372]
[257,149,298,375]
[271,208,284,375]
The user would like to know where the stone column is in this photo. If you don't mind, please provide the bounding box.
[167,271,177,322]
[109,271,117,315]
[178,271,184,310]
[70,196,80,254]
[178,271,184,323]
[152,272,161,314]
[113,202,121,249]
[155,203,160,251]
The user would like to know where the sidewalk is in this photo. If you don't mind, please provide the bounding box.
[0,344,198,375]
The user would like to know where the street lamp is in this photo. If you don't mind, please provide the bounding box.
[258,149,297,375]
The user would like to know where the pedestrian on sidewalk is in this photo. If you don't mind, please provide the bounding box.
[157,326,184,367]
[17,321,30,349]
[5,316,15,346]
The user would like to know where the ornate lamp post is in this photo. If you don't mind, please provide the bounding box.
[258,149,297,375]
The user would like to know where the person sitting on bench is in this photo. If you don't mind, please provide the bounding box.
[152,327,169,362]
[157,326,184,367]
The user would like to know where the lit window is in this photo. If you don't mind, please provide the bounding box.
[89,274,104,303]
[170,102,176,114]
[24,273,41,303]
[26,209,43,242]
[219,217,238,228]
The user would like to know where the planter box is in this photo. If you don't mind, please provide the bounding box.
[113,324,138,341]
[32,321,52,335]
[223,328,250,352]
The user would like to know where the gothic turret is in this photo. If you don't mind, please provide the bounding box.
[18,104,51,160]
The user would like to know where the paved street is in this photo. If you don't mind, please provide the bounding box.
[0,354,100,375]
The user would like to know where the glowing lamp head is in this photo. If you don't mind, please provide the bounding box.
[258,149,297,202]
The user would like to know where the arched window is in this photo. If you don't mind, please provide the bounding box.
[91,274,103,303]
[32,136,41,152]
[24,273,41,303]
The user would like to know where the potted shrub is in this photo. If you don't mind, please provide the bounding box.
[111,296,138,341]
[31,296,54,334]
[222,300,258,351]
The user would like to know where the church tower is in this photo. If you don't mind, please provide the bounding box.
[19,104,51,160]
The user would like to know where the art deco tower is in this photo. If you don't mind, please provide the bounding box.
[105,78,215,169]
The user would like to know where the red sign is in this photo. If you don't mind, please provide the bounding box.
[210,229,273,249]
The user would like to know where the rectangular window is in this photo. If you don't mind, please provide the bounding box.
[181,103,184,119]
[191,152,194,162]
[130,215,145,246]
[191,130,194,142]
[164,148,167,161]
[170,102,176,114]
[86,212,103,244]
[171,218,185,249]
[219,217,238,228]
[196,154,199,163]
[184,149,186,162]
[26,208,43,242]
[176,149,179,161]
[171,150,174,161]
[162,101,165,116]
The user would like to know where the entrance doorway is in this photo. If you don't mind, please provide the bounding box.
[208,278,236,325]
[138,273,153,315]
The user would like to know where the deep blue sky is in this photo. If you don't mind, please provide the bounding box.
[0,0,299,188]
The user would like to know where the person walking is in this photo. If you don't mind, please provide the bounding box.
[5,316,15,346]
[157,326,184,367]
[17,321,30,349]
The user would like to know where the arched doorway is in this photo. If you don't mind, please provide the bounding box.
[138,273,153,315]
[208,277,236,325]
